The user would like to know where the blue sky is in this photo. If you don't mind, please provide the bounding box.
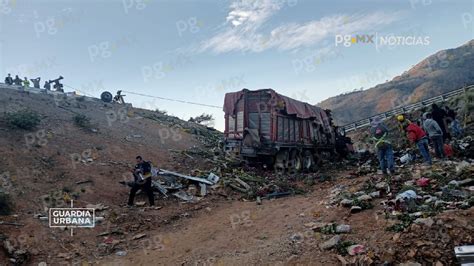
[0,0,473,130]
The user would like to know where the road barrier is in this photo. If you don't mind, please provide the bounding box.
[342,85,473,133]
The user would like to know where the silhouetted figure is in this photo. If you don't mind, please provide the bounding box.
[30,77,41,88]
[444,106,463,138]
[4,74,13,85]
[44,81,51,90]
[113,90,126,104]
[431,103,449,140]
[22,77,30,89]
[50,76,64,92]
[13,75,22,86]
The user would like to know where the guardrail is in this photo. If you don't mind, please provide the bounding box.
[342,85,473,133]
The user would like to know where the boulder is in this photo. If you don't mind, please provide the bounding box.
[370,191,381,198]
[340,199,353,207]
[357,194,372,201]
[335,224,351,233]
[319,235,341,250]
[414,217,435,227]
[350,206,362,213]
[375,181,388,190]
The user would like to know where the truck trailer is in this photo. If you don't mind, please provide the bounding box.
[223,88,344,172]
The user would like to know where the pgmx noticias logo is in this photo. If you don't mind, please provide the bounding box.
[335,34,374,47]
[335,33,430,48]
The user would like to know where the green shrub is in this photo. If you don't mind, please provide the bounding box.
[336,240,356,255]
[5,109,41,130]
[73,114,91,128]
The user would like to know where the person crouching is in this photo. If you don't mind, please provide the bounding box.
[128,155,155,206]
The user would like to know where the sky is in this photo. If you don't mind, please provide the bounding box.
[0,0,473,131]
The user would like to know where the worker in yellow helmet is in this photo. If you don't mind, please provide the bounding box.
[396,114,411,148]
[396,114,411,130]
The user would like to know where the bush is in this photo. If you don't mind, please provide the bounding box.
[155,108,168,115]
[0,191,13,215]
[189,113,213,123]
[73,114,92,128]
[336,240,356,255]
[5,109,41,130]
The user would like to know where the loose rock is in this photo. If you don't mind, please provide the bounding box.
[350,206,362,213]
[319,235,341,250]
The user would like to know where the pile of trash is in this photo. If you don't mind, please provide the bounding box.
[220,168,308,201]
[389,209,474,265]
[326,157,473,264]
[138,162,318,203]
[451,135,474,158]
[335,158,473,216]
[118,168,221,203]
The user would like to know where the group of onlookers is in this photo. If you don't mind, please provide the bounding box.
[370,103,464,175]
[4,73,63,92]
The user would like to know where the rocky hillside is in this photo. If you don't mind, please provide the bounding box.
[0,86,223,264]
[318,39,474,125]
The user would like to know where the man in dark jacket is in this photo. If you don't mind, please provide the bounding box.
[4,74,13,85]
[128,155,155,206]
[431,103,449,140]
[44,81,51,90]
[13,75,22,86]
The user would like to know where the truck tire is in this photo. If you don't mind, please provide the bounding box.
[288,149,302,173]
[101,91,113,103]
[274,150,288,174]
[302,150,314,171]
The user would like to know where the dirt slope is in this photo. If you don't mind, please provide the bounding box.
[99,170,473,266]
[0,87,220,264]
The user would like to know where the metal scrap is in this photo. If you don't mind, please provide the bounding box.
[159,169,215,185]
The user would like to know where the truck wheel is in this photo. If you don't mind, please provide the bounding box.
[101,91,113,103]
[289,149,302,173]
[302,150,314,171]
[274,150,288,174]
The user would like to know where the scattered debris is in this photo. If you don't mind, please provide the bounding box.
[132,233,147,240]
[0,221,24,226]
[350,206,362,213]
[347,244,366,256]
[319,235,341,250]
[454,245,474,265]
[173,191,195,202]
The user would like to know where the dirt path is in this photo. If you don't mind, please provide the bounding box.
[98,176,396,266]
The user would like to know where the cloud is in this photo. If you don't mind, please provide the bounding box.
[199,0,402,54]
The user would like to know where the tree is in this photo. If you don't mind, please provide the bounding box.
[189,113,214,125]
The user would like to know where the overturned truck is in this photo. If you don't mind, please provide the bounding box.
[223,89,348,172]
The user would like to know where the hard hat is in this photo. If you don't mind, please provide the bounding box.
[397,115,405,122]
